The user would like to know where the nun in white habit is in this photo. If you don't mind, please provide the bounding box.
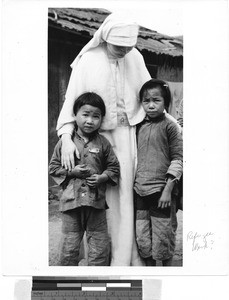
[56,13,151,266]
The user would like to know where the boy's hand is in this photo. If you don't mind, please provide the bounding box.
[158,190,171,209]
[86,174,108,188]
[70,164,91,178]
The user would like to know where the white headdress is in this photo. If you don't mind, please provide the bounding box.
[70,13,139,68]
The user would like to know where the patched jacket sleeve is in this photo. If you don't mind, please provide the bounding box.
[49,140,68,185]
[102,139,120,185]
[166,122,183,180]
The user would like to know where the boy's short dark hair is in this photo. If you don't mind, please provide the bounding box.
[139,79,171,110]
[73,92,106,116]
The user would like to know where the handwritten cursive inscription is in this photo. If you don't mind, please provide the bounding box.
[187,231,214,251]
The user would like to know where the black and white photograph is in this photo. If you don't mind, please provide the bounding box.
[48,7,183,267]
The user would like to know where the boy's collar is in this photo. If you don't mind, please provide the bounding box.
[73,128,98,142]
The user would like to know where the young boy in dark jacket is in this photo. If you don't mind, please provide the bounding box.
[49,92,120,266]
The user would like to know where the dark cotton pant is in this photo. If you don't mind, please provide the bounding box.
[135,192,178,261]
[58,206,109,266]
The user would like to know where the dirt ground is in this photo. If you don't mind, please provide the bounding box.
[49,199,183,267]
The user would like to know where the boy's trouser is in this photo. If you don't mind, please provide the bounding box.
[135,192,178,261]
[58,206,109,266]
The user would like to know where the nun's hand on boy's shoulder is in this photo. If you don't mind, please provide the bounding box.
[158,191,171,209]
[61,134,80,170]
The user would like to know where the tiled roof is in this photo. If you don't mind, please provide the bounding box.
[48,8,183,57]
